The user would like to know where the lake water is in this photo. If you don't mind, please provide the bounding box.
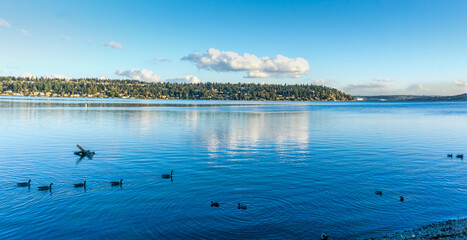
[0,97,466,239]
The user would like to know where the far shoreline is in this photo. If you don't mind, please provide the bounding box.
[0,77,354,101]
[0,93,467,103]
[0,94,352,102]
[355,93,467,101]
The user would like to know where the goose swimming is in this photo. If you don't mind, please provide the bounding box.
[162,170,173,179]
[18,179,31,187]
[38,183,53,191]
[111,179,123,186]
[238,203,247,209]
[74,180,86,188]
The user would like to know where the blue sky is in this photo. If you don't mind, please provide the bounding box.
[1,0,466,95]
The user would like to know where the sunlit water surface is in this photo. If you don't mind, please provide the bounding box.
[0,97,466,239]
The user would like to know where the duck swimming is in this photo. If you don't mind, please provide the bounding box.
[74,180,86,188]
[38,183,53,191]
[18,179,31,187]
[456,154,464,159]
[400,196,404,202]
[238,203,247,209]
[111,179,123,186]
[375,190,383,195]
[162,170,173,179]
[211,201,220,207]
[447,153,453,158]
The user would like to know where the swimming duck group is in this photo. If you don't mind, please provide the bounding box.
[375,190,405,202]
[16,169,175,191]
[18,180,55,191]
[210,201,248,210]
[17,179,117,191]
[447,153,463,159]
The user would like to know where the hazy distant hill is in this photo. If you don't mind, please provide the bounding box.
[0,76,354,101]
[355,93,467,101]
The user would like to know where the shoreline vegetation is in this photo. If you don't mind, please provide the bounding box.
[0,76,354,101]
[365,218,467,240]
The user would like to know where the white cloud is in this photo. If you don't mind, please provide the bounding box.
[0,18,11,28]
[166,75,200,84]
[98,76,106,80]
[374,78,395,82]
[153,57,172,63]
[115,69,200,84]
[62,35,71,40]
[42,74,68,79]
[454,81,467,86]
[346,83,389,90]
[20,72,36,78]
[311,79,327,85]
[406,84,430,93]
[103,41,122,49]
[308,78,335,86]
[115,69,161,82]
[344,82,397,95]
[0,19,29,36]
[18,29,29,36]
[182,48,309,78]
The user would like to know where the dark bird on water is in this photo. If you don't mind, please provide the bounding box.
[162,170,173,179]
[74,180,86,188]
[321,233,329,240]
[456,154,464,159]
[238,203,247,209]
[447,154,453,158]
[375,190,383,195]
[74,145,95,159]
[211,201,220,207]
[400,196,404,202]
[111,179,123,186]
[38,183,53,191]
[18,179,31,187]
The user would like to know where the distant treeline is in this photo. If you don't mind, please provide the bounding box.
[357,94,467,101]
[0,76,354,101]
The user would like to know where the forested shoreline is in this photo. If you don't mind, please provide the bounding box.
[0,77,354,101]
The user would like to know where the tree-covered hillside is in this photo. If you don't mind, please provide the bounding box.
[0,76,354,101]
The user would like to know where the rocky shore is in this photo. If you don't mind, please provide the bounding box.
[364,218,467,240]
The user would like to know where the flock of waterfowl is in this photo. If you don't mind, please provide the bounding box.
[13,147,465,240]
[371,153,463,204]
[16,171,172,191]
[16,146,177,191]
[16,144,251,211]
[374,190,404,202]
[16,170,250,210]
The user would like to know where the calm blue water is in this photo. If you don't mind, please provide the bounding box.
[0,97,466,239]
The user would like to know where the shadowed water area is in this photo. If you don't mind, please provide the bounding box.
[0,97,466,239]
